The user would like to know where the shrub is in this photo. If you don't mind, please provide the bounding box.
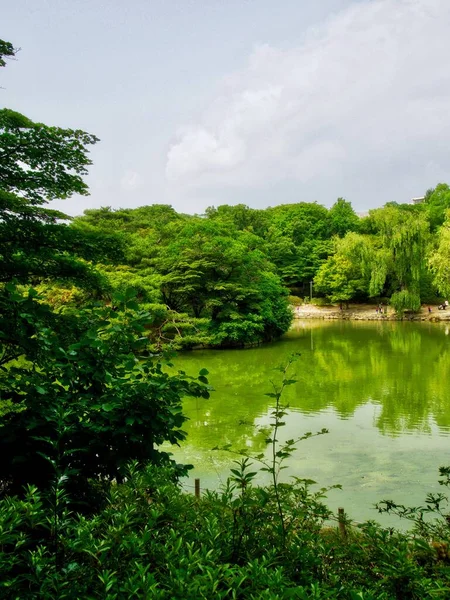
[0,286,210,498]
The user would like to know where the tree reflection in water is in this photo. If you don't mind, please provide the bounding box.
[164,321,450,523]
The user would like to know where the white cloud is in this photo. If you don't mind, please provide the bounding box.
[165,0,450,205]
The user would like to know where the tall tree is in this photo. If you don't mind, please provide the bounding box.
[152,219,292,345]
[369,206,430,312]
[314,233,372,306]
[265,202,332,289]
[328,197,359,237]
[423,183,450,232]
[0,107,119,284]
[204,203,269,237]
[429,209,450,299]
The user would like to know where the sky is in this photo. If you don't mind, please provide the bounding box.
[2,0,450,216]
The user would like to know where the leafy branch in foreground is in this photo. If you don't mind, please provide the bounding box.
[214,353,334,547]
[376,466,450,542]
[0,286,211,499]
[3,461,450,599]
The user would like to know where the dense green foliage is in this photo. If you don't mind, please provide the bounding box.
[0,106,121,287]
[68,185,450,320]
[314,233,371,306]
[0,289,209,497]
[429,209,450,299]
[71,205,293,347]
[3,462,450,600]
[313,194,450,312]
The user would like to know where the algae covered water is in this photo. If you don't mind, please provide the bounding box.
[167,320,450,525]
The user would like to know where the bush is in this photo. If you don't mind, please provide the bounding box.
[390,290,422,314]
[310,297,331,307]
[288,295,303,305]
[0,286,210,498]
[2,463,450,599]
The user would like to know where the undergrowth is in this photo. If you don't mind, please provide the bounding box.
[1,356,450,598]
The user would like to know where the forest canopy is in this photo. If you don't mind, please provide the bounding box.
[69,185,450,322]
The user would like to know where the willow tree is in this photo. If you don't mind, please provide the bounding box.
[429,209,450,298]
[370,207,430,312]
[424,183,450,232]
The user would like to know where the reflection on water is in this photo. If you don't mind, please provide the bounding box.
[166,320,450,525]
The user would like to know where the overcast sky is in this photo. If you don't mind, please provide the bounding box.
[2,0,449,216]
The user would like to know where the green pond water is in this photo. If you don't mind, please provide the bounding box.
[166,320,450,527]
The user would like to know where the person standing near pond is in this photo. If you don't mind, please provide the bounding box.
[428,306,432,313]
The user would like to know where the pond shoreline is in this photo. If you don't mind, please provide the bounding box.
[293,303,450,322]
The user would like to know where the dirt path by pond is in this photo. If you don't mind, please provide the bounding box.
[293,303,450,322]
